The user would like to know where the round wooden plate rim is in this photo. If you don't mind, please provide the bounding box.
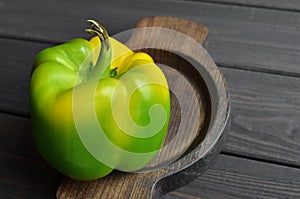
[126,18,230,173]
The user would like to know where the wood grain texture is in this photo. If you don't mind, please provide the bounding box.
[1,111,298,198]
[1,0,300,75]
[0,38,50,117]
[0,113,63,199]
[133,16,208,45]
[221,68,300,167]
[1,1,300,197]
[163,154,300,199]
[0,37,299,167]
[182,0,300,11]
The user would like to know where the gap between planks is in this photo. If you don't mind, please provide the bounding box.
[166,0,300,13]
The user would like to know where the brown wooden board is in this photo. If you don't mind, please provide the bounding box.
[1,0,300,76]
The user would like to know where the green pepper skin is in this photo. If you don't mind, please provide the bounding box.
[30,36,170,180]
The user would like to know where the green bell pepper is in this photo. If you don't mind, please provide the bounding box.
[30,20,170,180]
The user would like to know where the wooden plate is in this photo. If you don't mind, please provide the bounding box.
[57,16,230,198]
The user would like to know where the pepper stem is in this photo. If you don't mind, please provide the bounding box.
[86,19,112,80]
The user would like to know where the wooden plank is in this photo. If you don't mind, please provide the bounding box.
[1,1,299,198]
[163,154,300,198]
[1,0,300,75]
[0,38,299,167]
[184,0,300,11]
[0,112,37,159]
[0,113,63,198]
[0,38,50,116]
[221,67,300,167]
[1,111,299,198]
[0,154,62,199]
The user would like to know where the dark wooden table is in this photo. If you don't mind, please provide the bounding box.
[1,0,300,198]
